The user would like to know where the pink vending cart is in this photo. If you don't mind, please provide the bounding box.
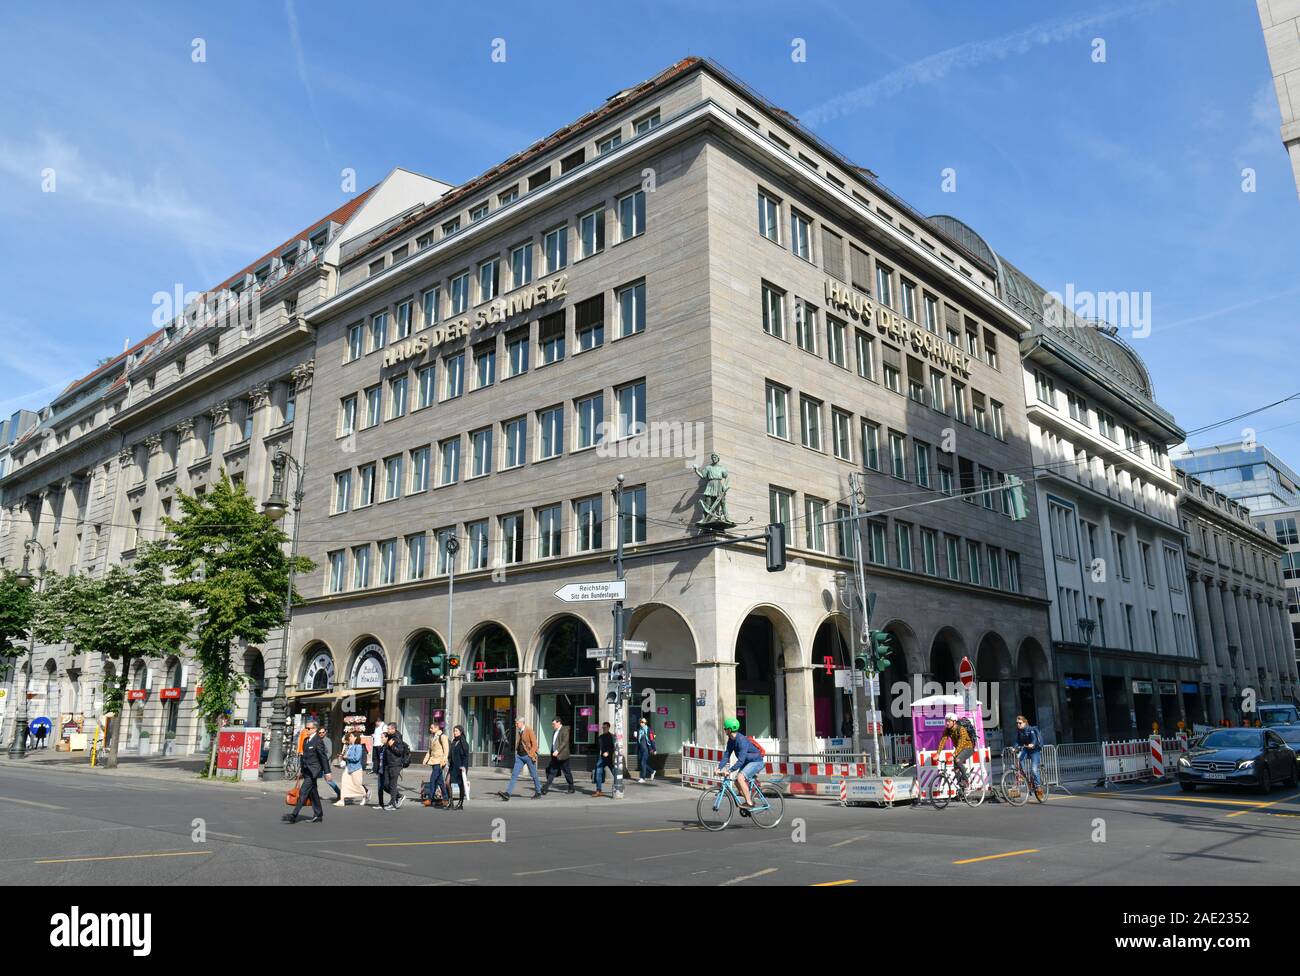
[911,694,991,799]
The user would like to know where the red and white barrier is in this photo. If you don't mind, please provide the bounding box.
[915,747,993,798]
[1149,734,1164,779]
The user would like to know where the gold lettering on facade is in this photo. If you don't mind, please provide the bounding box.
[825,276,971,378]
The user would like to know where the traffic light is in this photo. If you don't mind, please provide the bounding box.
[447,655,460,670]
[854,650,870,672]
[1006,474,1028,521]
[765,522,786,572]
[429,653,446,679]
[869,630,894,672]
[608,660,628,704]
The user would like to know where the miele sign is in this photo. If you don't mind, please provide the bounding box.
[382,274,569,367]
[824,278,974,378]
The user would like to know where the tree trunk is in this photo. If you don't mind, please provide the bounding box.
[104,657,132,769]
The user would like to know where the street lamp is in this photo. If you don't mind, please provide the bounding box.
[1077,615,1106,785]
[8,539,46,759]
[262,449,305,777]
[833,570,863,756]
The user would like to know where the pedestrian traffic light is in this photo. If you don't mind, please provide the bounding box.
[869,630,894,672]
[448,655,460,670]
[429,653,446,679]
[765,522,786,572]
[1006,474,1028,521]
[854,650,870,672]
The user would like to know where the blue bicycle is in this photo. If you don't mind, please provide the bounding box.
[697,770,784,830]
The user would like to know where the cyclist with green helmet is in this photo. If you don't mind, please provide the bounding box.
[718,717,764,808]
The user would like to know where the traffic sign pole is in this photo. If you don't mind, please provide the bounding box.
[612,475,627,799]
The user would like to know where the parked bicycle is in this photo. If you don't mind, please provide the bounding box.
[697,770,785,830]
[1000,747,1048,806]
[926,756,987,809]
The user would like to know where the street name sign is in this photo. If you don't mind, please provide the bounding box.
[555,580,626,603]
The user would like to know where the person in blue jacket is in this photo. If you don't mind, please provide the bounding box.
[1015,714,1044,801]
[717,717,764,808]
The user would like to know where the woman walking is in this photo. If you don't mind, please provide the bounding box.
[449,724,470,809]
[422,722,450,808]
[335,733,368,806]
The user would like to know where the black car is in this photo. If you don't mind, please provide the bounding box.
[1274,726,1300,777]
[1177,728,1298,793]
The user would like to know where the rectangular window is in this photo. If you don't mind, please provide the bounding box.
[333,471,352,514]
[923,294,939,333]
[855,330,875,380]
[450,272,470,315]
[538,405,564,459]
[443,353,464,399]
[800,395,823,451]
[388,374,408,418]
[832,409,852,461]
[1035,370,1057,407]
[539,312,565,365]
[991,400,1005,440]
[358,462,376,507]
[620,484,648,544]
[836,503,852,557]
[528,167,550,191]
[915,441,931,488]
[576,393,604,450]
[762,282,786,339]
[328,551,347,593]
[501,514,524,565]
[579,207,605,258]
[766,382,790,440]
[634,110,660,134]
[353,545,371,589]
[862,420,880,471]
[395,300,413,339]
[617,280,646,337]
[882,344,901,393]
[868,521,887,565]
[339,395,357,436]
[822,227,844,280]
[410,446,430,492]
[503,417,527,469]
[510,241,534,289]
[537,504,562,558]
[597,130,622,155]
[468,520,489,571]
[561,148,584,174]
[406,533,426,581]
[983,329,998,369]
[499,185,519,205]
[422,287,440,328]
[922,528,938,576]
[805,497,828,552]
[929,370,947,413]
[790,209,812,261]
[889,431,906,479]
[967,541,981,586]
[1007,552,1021,592]
[436,529,457,575]
[618,189,646,241]
[758,190,781,243]
[939,465,954,495]
[946,536,961,581]
[899,278,917,321]
[438,437,460,486]
[988,546,1002,589]
[952,380,967,423]
[616,381,646,438]
[544,225,568,273]
[850,245,871,294]
[470,203,488,222]
[442,218,461,238]
[876,263,893,308]
[347,322,364,362]
[794,299,818,353]
[478,257,500,303]
[417,364,435,409]
[364,385,382,428]
[378,539,398,585]
[895,523,913,571]
[474,344,496,389]
[369,311,388,352]
[507,328,529,376]
[383,455,403,500]
[769,487,793,540]
[575,294,604,351]
[471,427,493,477]
[575,495,603,552]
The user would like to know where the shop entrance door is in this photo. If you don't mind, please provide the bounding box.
[648,693,690,754]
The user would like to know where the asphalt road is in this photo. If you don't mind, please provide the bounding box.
[1,763,1298,886]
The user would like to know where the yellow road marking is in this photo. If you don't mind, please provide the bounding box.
[1226,796,1291,818]
[953,849,1038,865]
[36,850,212,865]
[1085,792,1276,808]
[811,879,857,886]
[829,835,868,848]
[367,839,494,848]
[615,826,696,835]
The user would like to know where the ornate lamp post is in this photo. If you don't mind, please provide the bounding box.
[1077,616,1102,741]
[261,449,305,777]
[8,539,46,759]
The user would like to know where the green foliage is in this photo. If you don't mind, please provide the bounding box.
[0,569,33,661]
[138,470,313,734]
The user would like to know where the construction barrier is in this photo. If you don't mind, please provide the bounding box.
[1149,734,1164,779]
[915,746,993,798]
[680,743,916,803]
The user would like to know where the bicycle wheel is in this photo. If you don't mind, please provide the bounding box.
[927,774,950,811]
[749,784,784,829]
[963,772,988,808]
[696,787,735,831]
[1001,768,1029,806]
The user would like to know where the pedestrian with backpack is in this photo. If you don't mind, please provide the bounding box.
[717,717,764,808]
[422,723,450,808]
[1014,714,1045,801]
[935,712,978,789]
[635,715,657,782]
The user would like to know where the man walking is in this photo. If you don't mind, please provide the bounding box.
[499,716,542,801]
[542,717,576,795]
[317,725,342,802]
[635,715,656,783]
[593,721,615,797]
[283,721,331,823]
[382,723,409,809]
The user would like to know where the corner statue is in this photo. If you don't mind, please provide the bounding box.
[692,453,735,530]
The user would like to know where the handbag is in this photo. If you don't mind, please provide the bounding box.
[285,786,301,806]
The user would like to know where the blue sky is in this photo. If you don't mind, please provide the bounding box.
[0,0,1294,461]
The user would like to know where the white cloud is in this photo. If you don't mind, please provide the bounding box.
[801,2,1165,127]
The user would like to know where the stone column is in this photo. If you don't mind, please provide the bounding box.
[1272,600,1299,689]
[1188,573,1218,678]
[694,660,736,752]
[782,665,817,754]
[247,384,272,498]
[1233,588,1260,690]
[1220,583,1246,692]
[1249,595,1278,698]
[173,418,196,486]
[209,401,231,459]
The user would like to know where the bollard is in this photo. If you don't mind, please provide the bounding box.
[839,779,848,806]
[1149,733,1164,780]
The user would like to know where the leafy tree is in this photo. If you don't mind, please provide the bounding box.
[139,471,312,775]
[0,569,33,662]
[33,565,192,768]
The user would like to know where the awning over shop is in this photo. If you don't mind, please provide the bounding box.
[287,688,380,703]
[533,677,595,695]
[397,683,447,701]
[461,680,514,698]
